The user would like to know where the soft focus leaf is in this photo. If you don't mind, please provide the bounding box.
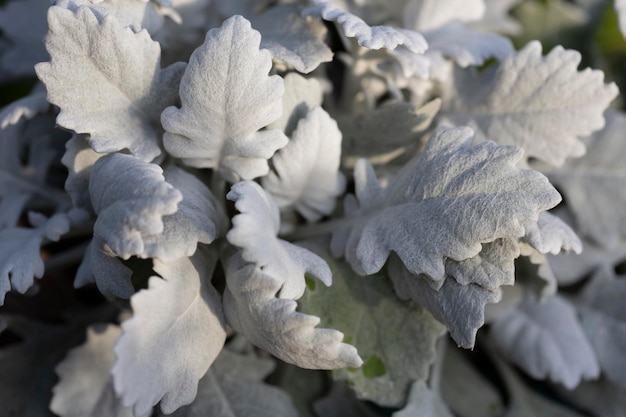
[469,0,522,34]
[522,212,582,255]
[441,41,618,166]
[253,3,333,73]
[89,153,182,260]
[303,0,428,53]
[162,15,288,182]
[402,0,486,32]
[168,348,298,417]
[617,0,626,39]
[75,238,135,298]
[555,377,626,417]
[262,107,345,222]
[36,6,185,161]
[61,134,103,213]
[113,247,227,416]
[332,126,560,283]
[393,380,454,417]
[490,294,599,389]
[300,243,445,407]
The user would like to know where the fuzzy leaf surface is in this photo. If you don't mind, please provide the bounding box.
[522,212,582,255]
[332,126,560,282]
[90,153,182,260]
[491,294,599,389]
[162,15,287,182]
[262,107,345,222]
[441,41,618,166]
[303,0,427,53]
[113,247,227,416]
[35,6,185,161]
[300,243,445,407]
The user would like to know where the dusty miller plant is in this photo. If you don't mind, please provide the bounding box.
[1,0,626,416]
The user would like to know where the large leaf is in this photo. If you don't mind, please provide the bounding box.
[490,294,599,389]
[161,15,288,182]
[303,0,428,53]
[90,153,182,260]
[168,349,298,417]
[331,126,560,283]
[50,324,138,417]
[113,247,227,416]
[300,243,445,407]
[441,41,618,166]
[35,6,185,162]
[544,111,626,249]
[262,107,345,222]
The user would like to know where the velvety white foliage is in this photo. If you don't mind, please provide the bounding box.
[393,381,454,417]
[253,3,333,73]
[577,267,626,390]
[161,15,288,182]
[113,247,227,416]
[223,249,362,370]
[389,256,501,348]
[0,213,70,305]
[332,126,560,282]
[491,294,600,389]
[89,153,182,260]
[303,0,428,53]
[35,6,186,162]
[262,107,345,222]
[522,212,582,255]
[402,0,486,32]
[141,165,227,262]
[0,0,49,79]
[51,325,138,417]
[168,349,298,417]
[545,111,626,249]
[61,134,103,212]
[227,181,331,299]
[268,72,324,136]
[441,41,618,166]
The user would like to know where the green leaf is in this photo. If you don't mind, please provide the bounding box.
[300,240,445,407]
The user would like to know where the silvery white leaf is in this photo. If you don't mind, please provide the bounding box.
[168,348,298,417]
[253,3,333,74]
[303,0,428,53]
[491,294,599,389]
[268,72,324,136]
[388,256,501,348]
[75,238,134,298]
[113,247,227,416]
[0,0,49,79]
[90,153,182,260]
[262,107,345,222]
[162,15,288,182]
[332,126,560,282]
[36,6,186,162]
[50,324,139,417]
[522,212,582,255]
[577,267,626,390]
[0,213,70,305]
[61,134,103,212]
[441,41,618,166]
[545,111,626,249]
[223,249,362,369]
[227,181,331,300]
[141,165,227,262]
[393,380,454,417]
[402,0,485,32]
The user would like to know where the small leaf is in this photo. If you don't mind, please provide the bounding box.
[522,212,582,255]
[36,6,185,161]
[441,41,618,166]
[162,15,288,182]
[262,107,345,222]
[113,246,227,416]
[490,294,599,389]
[303,0,428,53]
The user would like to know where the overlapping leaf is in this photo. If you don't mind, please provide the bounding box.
[113,247,227,416]
[491,294,599,389]
[36,6,186,161]
[162,15,288,182]
[331,126,561,284]
[90,153,182,260]
[441,41,618,166]
[262,107,345,222]
[303,0,428,53]
[522,212,582,255]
